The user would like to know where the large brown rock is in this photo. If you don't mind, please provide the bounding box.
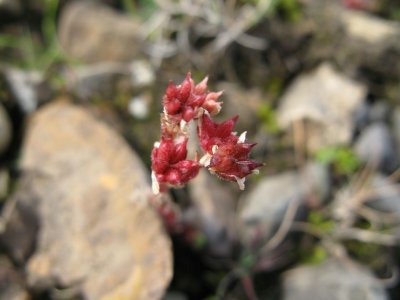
[20,101,172,300]
[58,2,143,63]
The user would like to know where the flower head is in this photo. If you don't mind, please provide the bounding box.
[151,138,200,193]
[152,72,262,193]
[198,114,239,153]
[209,142,264,188]
[162,73,223,123]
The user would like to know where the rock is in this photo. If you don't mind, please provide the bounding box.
[0,176,39,263]
[365,173,400,214]
[239,162,329,244]
[352,101,370,135]
[354,122,398,173]
[341,10,399,46]
[299,1,400,79]
[19,101,172,299]
[188,169,237,256]
[277,63,366,152]
[0,102,12,155]
[58,1,143,63]
[369,102,390,123]
[282,259,388,300]
[3,68,50,113]
[64,60,154,100]
[65,62,126,99]
[0,0,21,13]
[0,257,29,300]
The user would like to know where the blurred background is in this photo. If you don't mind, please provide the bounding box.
[0,0,400,299]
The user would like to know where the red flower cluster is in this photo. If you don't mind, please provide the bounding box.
[163,73,222,123]
[151,73,262,194]
[151,138,200,193]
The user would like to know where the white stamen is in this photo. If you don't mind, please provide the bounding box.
[180,119,187,131]
[238,131,247,143]
[235,176,246,190]
[212,145,218,154]
[199,153,212,167]
[151,171,160,194]
[154,141,160,148]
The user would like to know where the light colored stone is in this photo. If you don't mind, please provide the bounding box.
[58,1,143,63]
[354,122,398,173]
[21,101,172,300]
[283,259,388,300]
[277,63,366,152]
[341,10,399,45]
[64,60,154,100]
[4,68,44,113]
[239,163,329,244]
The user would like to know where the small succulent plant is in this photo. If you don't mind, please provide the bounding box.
[151,73,263,194]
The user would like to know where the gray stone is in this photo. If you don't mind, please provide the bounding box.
[341,10,399,47]
[277,63,366,152]
[369,102,390,123]
[364,173,400,215]
[4,68,49,113]
[20,101,172,300]
[354,122,398,173]
[0,176,39,263]
[0,102,12,155]
[65,60,154,100]
[239,162,329,244]
[353,101,370,134]
[58,1,143,63]
[283,259,388,300]
[65,62,126,99]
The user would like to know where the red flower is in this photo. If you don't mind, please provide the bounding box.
[162,73,222,123]
[197,114,263,189]
[209,142,263,185]
[151,138,200,193]
[198,114,239,153]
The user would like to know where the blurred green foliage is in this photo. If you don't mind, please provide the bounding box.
[308,210,335,234]
[121,0,157,19]
[0,0,71,70]
[301,244,327,265]
[315,146,361,175]
[257,103,279,134]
